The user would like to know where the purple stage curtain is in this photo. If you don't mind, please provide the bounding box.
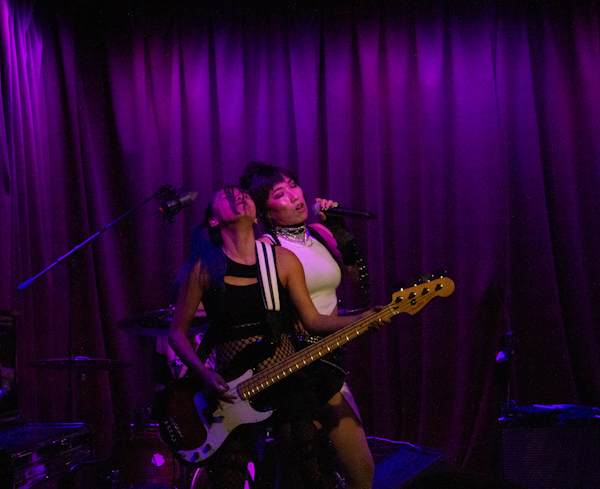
[2,0,600,473]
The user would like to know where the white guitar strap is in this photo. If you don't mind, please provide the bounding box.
[255,241,281,311]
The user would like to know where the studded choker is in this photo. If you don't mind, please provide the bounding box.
[274,223,310,245]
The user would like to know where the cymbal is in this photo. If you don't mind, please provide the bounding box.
[118,308,209,336]
[30,357,133,372]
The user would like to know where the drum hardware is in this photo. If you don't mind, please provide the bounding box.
[17,185,175,422]
[113,422,209,489]
[30,356,133,372]
[118,308,209,337]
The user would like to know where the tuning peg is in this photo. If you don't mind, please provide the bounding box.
[408,276,421,287]
[394,280,408,290]
[397,275,423,288]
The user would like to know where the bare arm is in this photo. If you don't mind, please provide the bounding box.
[275,247,382,334]
[168,261,234,401]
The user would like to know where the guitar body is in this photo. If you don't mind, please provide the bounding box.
[156,369,273,463]
[155,276,455,464]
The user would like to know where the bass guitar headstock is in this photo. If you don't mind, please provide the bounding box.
[390,276,455,316]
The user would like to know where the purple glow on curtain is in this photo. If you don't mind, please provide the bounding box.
[2,0,600,473]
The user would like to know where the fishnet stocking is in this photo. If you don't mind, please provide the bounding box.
[214,331,296,374]
[205,333,335,488]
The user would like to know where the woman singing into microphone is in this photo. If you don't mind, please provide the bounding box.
[240,162,374,489]
[168,186,386,488]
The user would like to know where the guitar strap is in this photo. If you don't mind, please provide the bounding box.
[256,241,280,312]
[255,241,284,345]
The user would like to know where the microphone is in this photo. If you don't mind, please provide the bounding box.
[160,191,198,216]
[313,202,377,220]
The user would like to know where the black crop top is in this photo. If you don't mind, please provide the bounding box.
[202,256,294,345]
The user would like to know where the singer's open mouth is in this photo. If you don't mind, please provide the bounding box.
[295,203,304,211]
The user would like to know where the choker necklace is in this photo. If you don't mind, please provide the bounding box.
[274,223,310,245]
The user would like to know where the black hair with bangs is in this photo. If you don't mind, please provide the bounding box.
[239,161,299,231]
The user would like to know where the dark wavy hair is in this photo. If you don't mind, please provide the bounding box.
[178,186,245,289]
[239,161,299,233]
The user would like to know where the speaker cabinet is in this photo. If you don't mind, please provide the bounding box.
[372,444,443,489]
[499,406,600,489]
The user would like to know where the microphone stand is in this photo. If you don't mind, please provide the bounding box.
[17,185,173,422]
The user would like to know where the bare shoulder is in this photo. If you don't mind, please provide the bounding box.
[274,246,302,270]
[274,246,304,286]
[309,222,334,239]
[308,223,340,259]
[186,259,211,291]
[274,245,297,262]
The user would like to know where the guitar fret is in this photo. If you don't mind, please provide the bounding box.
[237,278,453,399]
[162,278,455,465]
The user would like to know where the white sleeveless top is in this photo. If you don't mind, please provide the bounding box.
[265,232,341,315]
[268,231,361,418]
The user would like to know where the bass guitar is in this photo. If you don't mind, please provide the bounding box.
[156,276,454,463]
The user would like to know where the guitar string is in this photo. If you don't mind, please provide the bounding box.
[175,279,450,461]
[236,280,448,399]
[239,308,395,398]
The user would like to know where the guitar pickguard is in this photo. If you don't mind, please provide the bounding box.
[156,277,455,463]
[159,370,273,463]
